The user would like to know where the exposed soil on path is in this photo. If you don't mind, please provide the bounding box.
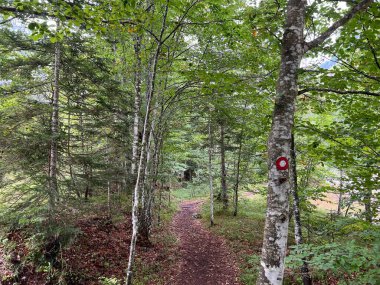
[168,200,241,285]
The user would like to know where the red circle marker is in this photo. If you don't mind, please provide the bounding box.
[276,157,289,170]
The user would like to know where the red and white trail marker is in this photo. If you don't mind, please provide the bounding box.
[276,157,289,171]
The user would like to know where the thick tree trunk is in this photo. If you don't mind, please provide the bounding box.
[48,37,61,212]
[139,124,154,244]
[257,0,373,283]
[220,122,228,209]
[290,134,312,285]
[208,117,214,226]
[257,0,306,283]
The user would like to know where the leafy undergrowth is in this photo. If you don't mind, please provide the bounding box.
[0,194,178,285]
[200,190,380,285]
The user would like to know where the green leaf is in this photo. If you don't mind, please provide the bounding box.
[28,22,39,31]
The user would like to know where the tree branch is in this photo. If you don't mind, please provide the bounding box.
[161,0,200,45]
[304,0,374,52]
[366,36,380,70]
[321,47,380,82]
[298,87,380,97]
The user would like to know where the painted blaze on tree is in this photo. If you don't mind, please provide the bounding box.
[276,157,289,171]
[257,0,374,283]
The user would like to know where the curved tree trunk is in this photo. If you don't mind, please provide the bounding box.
[126,2,168,282]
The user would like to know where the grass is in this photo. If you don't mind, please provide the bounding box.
[171,184,209,201]
[197,189,379,285]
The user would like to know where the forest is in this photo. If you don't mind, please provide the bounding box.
[0,0,379,284]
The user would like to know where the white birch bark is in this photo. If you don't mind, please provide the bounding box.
[48,29,61,212]
[257,0,373,284]
[126,2,169,283]
[131,35,142,179]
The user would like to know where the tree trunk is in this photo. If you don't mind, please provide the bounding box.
[257,0,307,283]
[257,0,373,283]
[48,33,61,213]
[126,2,168,281]
[337,169,343,215]
[364,189,373,223]
[139,124,154,244]
[131,35,142,182]
[290,134,312,285]
[125,86,152,285]
[208,117,214,226]
[233,131,243,217]
[220,122,228,209]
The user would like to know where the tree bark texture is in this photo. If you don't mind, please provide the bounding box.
[126,2,168,282]
[257,0,373,283]
[48,37,61,212]
[257,0,307,283]
[131,35,142,180]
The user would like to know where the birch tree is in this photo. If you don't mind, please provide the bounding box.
[257,0,374,284]
[48,23,61,213]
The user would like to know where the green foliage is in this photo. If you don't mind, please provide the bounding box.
[99,276,121,285]
[172,185,208,201]
[287,232,380,285]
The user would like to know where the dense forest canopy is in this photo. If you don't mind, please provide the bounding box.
[0,0,379,284]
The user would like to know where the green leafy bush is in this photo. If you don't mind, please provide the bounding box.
[286,233,380,284]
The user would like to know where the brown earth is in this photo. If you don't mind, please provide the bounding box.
[0,213,176,285]
[167,200,241,285]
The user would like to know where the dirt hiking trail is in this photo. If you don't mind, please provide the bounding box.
[168,200,241,285]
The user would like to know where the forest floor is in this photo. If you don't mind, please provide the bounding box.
[167,200,241,285]
[0,204,178,285]
[0,246,12,280]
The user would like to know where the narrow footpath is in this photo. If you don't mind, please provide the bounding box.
[168,200,241,285]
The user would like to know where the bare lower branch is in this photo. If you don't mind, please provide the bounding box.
[298,87,380,97]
